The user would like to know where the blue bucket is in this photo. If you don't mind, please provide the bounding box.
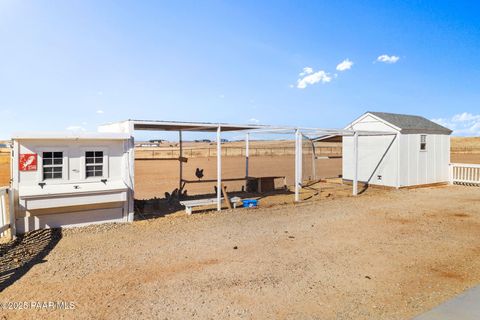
[242,199,258,208]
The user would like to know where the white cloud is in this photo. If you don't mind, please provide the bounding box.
[377,54,400,64]
[431,118,449,127]
[452,112,480,123]
[66,125,86,132]
[336,59,353,71]
[96,109,104,114]
[296,69,332,89]
[248,118,260,124]
[432,112,480,136]
[299,67,313,76]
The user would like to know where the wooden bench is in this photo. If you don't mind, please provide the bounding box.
[180,196,242,215]
[246,176,287,193]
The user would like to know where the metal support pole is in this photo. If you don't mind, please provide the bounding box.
[9,140,18,238]
[127,137,135,221]
[294,129,302,202]
[217,126,222,211]
[396,132,401,189]
[245,133,250,179]
[353,131,359,196]
[298,131,302,198]
[179,131,183,191]
[311,140,316,181]
[295,130,299,201]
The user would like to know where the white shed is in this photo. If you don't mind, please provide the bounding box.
[11,132,134,233]
[343,112,452,188]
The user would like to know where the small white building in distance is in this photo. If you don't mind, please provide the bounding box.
[343,112,452,188]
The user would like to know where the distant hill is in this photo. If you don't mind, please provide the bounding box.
[451,137,480,153]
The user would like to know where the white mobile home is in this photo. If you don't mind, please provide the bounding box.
[343,112,452,188]
[11,132,134,233]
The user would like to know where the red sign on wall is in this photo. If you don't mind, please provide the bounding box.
[19,154,38,171]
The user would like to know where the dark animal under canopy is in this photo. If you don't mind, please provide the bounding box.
[195,168,204,180]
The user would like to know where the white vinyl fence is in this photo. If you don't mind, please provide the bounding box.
[450,163,480,186]
[0,186,13,238]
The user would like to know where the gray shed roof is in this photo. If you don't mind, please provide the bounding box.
[368,112,452,135]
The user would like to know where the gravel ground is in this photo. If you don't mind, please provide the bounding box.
[2,185,480,319]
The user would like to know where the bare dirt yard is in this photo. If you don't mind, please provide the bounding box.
[135,155,342,199]
[2,185,480,319]
[451,153,480,164]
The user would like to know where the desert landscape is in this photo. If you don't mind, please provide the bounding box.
[0,138,479,319]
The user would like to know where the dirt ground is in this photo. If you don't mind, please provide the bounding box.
[451,136,480,150]
[2,185,480,319]
[135,156,342,199]
[451,153,480,164]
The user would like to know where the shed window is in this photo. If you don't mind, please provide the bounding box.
[43,152,63,180]
[85,151,104,177]
[420,135,427,151]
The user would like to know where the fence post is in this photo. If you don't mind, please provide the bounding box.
[0,191,5,238]
[8,187,17,240]
[449,164,454,185]
[8,188,16,240]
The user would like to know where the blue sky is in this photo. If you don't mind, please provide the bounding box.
[1,0,479,139]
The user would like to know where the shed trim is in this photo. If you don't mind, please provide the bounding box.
[345,112,452,135]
